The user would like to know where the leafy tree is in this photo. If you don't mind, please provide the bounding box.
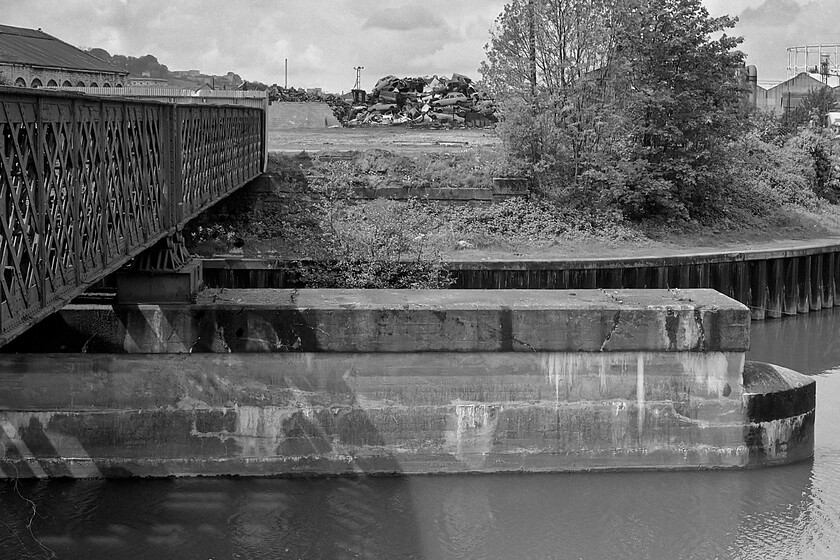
[480,0,619,167]
[797,86,837,128]
[86,49,171,78]
[482,0,746,221]
[609,0,746,218]
[480,0,616,99]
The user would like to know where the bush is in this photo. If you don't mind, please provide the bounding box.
[300,198,452,289]
[697,128,829,231]
[743,136,818,207]
[785,129,840,203]
[428,196,643,249]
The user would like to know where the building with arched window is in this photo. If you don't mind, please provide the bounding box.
[0,24,127,88]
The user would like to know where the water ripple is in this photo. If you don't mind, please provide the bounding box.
[4,311,840,558]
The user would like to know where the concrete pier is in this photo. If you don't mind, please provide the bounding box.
[0,289,815,477]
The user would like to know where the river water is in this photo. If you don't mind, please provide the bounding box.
[2,310,840,560]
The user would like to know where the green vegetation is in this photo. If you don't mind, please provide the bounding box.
[187,0,840,288]
[482,0,747,222]
[186,150,643,286]
[474,0,840,230]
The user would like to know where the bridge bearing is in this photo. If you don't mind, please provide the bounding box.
[114,233,203,304]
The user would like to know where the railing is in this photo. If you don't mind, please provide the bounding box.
[0,86,265,345]
[49,86,269,109]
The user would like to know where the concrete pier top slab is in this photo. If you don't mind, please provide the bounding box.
[191,288,750,353]
[196,287,740,310]
[19,288,750,354]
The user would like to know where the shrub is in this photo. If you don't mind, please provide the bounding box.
[784,129,840,203]
[300,198,452,289]
[429,196,643,249]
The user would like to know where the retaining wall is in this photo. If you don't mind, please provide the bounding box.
[245,170,528,204]
[201,240,840,320]
[267,102,340,129]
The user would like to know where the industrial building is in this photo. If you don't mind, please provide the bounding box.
[750,44,840,115]
[0,24,127,88]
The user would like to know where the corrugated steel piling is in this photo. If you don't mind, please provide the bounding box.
[201,241,840,321]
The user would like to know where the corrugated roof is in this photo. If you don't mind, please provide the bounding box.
[765,72,824,94]
[0,24,126,75]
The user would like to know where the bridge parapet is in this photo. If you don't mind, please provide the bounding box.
[48,86,269,110]
[0,86,265,345]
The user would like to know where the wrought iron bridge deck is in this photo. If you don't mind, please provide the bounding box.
[0,86,265,346]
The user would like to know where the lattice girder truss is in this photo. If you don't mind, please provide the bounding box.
[0,87,264,344]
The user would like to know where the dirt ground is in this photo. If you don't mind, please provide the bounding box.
[266,126,501,154]
[443,235,840,262]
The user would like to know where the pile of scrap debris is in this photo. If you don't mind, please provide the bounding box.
[347,73,497,127]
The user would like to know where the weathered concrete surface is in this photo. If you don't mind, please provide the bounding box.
[0,354,812,478]
[250,172,526,203]
[0,352,746,409]
[0,289,813,478]
[267,102,340,129]
[114,260,203,304]
[741,361,816,467]
[6,289,750,354]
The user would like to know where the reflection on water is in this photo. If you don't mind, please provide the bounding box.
[2,312,840,559]
[2,455,838,560]
[748,306,840,375]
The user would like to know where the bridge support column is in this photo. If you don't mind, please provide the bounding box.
[115,233,203,304]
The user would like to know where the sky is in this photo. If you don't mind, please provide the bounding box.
[3,0,839,92]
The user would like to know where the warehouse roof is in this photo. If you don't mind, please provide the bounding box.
[0,24,126,75]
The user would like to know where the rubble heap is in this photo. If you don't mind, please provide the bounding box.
[347,73,498,128]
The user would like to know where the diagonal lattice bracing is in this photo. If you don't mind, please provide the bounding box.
[0,87,264,345]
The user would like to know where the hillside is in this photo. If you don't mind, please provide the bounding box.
[86,48,243,89]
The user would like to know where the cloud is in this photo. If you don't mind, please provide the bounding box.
[730,0,840,81]
[13,1,789,96]
[703,0,769,16]
[363,5,446,31]
[739,0,804,24]
[0,0,504,92]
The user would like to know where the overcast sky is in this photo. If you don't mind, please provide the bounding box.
[3,0,836,92]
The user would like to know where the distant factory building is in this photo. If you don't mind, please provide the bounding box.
[745,44,840,115]
[0,24,127,88]
[755,73,827,115]
[128,76,170,87]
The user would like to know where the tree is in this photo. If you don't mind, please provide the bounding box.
[793,86,837,128]
[480,1,623,172]
[608,0,746,218]
[482,0,746,220]
[480,0,617,99]
[86,49,171,78]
